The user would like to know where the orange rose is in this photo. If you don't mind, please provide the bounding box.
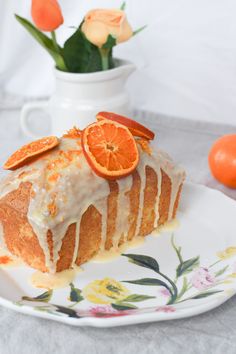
[81,9,133,48]
[31,0,64,32]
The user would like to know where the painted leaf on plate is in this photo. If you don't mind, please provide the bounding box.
[215,265,229,277]
[123,278,169,289]
[122,254,160,273]
[191,290,223,299]
[111,303,138,311]
[176,256,200,277]
[22,290,53,303]
[122,294,155,302]
[69,283,84,303]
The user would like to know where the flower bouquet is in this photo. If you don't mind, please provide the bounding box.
[15,0,145,72]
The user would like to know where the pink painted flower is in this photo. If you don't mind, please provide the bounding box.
[191,267,215,290]
[155,305,175,313]
[159,288,171,297]
[78,305,134,318]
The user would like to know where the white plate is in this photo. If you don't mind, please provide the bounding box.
[0,183,236,327]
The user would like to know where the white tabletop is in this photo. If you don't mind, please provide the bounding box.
[0,107,236,354]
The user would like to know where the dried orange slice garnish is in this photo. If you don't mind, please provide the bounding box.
[4,136,59,170]
[96,111,155,140]
[81,120,139,180]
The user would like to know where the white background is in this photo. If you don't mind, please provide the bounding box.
[0,0,236,125]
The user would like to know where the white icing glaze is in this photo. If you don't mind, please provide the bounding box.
[30,266,81,289]
[0,137,185,273]
[113,175,133,248]
[135,157,146,237]
[153,165,162,228]
[93,198,108,252]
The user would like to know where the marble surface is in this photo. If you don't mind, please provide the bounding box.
[0,108,236,354]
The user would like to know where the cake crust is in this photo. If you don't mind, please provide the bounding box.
[0,137,185,273]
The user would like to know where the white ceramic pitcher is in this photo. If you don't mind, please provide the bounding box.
[20,59,136,138]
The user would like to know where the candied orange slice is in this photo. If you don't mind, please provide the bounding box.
[82,120,139,179]
[4,136,59,170]
[96,111,155,140]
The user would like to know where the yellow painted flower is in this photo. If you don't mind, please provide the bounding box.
[217,247,236,260]
[228,273,236,278]
[82,278,130,304]
[223,280,233,284]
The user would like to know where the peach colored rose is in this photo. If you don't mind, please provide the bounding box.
[81,9,133,48]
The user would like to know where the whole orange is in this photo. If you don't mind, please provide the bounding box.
[208,134,236,188]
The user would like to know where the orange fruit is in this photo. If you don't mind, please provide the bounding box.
[81,120,139,179]
[96,112,155,140]
[208,134,236,188]
[4,136,59,171]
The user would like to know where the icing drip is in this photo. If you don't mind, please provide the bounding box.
[168,173,183,221]
[71,215,83,267]
[153,165,162,228]
[133,147,185,236]
[0,138,185,273]
[93,198,108,252]
[135,159,146,237]
[113,176,133,248]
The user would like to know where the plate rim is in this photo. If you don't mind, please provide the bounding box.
[0,182,235,327]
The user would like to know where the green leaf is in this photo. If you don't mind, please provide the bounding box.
[122,254,160,273]
[191,290,223,299]
[69,283,84,303]
[122,294,155,302]
[15,15,67,71]
[176,256,200,277]
[111,303,137,311]
[123,278,169,289]
[22,290,53,303]
[63,28,102,73]
[102,35,117,50]
[55,305,80,318]
[108,48,115,69]
[120,2,126,10]
[215,265,229,277]
[133,25,147,36]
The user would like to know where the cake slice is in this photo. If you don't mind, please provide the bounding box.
[0,115,185,273]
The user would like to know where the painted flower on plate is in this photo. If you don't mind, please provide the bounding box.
[155,306,175,313]
[159,288,171,298]
[86,305,132,318]
[217,247,236,260]
[82,277,130,304]
[190,267,215,290]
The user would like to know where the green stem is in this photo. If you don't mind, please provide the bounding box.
[51,31,59,52]
[176,277,187,301]
[158,271,178,304]
[171,234,183,264]
[99,48,110,71]
[51,30,67,71]
[209,259,221,268]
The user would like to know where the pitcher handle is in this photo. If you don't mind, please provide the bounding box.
[20,100,49,139]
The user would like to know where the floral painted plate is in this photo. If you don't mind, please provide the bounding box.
[0,182,236,327]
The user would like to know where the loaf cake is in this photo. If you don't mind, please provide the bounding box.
[0,114,185,274]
